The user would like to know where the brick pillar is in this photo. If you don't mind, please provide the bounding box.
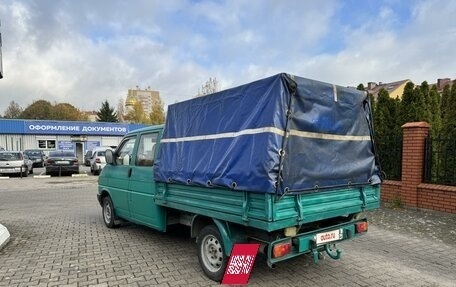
[400,122,430,207]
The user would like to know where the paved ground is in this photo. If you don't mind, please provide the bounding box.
[0,176,455,286]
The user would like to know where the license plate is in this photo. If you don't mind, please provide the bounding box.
[56,161,69,164]
[315,229,342,245]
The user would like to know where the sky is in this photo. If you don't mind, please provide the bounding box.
[0,0,455,115]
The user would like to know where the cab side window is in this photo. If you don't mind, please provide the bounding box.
[116,137,136,166]
[136,133,158,167]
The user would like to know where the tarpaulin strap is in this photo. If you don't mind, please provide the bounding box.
[276,74,298,198]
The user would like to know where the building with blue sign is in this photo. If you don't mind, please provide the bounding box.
[0,119,148,162]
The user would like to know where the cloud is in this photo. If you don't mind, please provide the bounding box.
[0,0,455,116]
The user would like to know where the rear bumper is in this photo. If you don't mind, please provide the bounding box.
[0,166,26,174]
[265,218,368,267]
[93,163,106,171]
[46,165,79,174]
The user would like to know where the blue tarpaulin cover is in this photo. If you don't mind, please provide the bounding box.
[154,73,380,194]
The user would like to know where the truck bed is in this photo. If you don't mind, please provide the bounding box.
[154,182,380,232]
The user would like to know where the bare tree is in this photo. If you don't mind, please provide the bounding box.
[117,98,125,122]
[196,77,220,97]
[3,101,23,118]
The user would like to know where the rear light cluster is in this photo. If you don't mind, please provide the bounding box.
[95,158,101,163]
[71,159,79,165]
[355,221,368,233]
[272,241,291,258]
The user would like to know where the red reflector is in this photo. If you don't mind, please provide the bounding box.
[356,222,368,233]
[273,242,291,258]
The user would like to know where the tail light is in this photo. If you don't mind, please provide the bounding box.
[355,222,368,233]
[95,158,101,163]
[46,159,54,165]
[273,241,291,258]
[71,159,79,165]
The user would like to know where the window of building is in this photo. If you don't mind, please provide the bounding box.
[37,140,56,149]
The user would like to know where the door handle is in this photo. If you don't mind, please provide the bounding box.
[128,168,132,177]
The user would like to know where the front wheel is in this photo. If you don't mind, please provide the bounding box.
[102,196,117,228]
[197,225,228,282]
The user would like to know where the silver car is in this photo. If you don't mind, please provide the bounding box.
[0,151,33,177]
[90,147,112,175]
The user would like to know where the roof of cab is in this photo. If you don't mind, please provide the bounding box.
[125,124,164,136]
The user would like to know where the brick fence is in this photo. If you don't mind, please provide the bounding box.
[381,122,456,214]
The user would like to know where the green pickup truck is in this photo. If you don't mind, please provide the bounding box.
[97,73,381,282]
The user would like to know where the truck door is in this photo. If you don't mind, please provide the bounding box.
[128,132,166,231]
[106,136,137,220]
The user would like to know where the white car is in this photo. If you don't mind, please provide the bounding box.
[90,147,112,175]
[0,151,33,177]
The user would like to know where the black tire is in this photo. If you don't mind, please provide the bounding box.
[197,225,228,282]
[30,168,34,175]
[102,196,117,228]
[21,168,28,177]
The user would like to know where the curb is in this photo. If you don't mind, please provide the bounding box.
[0,224,10,250]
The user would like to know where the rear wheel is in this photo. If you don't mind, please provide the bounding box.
[197,225,228,282]
[102,196,117,228]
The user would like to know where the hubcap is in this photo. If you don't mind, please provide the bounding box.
[201,234,224,272]
[104,202,112,223]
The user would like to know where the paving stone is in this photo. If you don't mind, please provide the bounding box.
[1,178,456,286]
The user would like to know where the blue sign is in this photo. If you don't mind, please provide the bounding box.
[23,121,130,136]
[85,141,100,150]
[58,141,75,151]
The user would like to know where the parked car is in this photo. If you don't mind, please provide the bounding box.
[0,151,33,177]
[45,151,79,176]
[24,149,46,167]
[90,147,112,175]
[84,150,93,166]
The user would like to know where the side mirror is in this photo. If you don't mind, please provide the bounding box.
[105,149,114,164]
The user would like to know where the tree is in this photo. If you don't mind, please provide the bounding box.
[149,96,165,125]
[441,83,456,137]
[96,100,118,122]
[117,98,125,122]
[52,103,85,121]
[196,77,220,97]
[20,100,53,120]
[419,81,432,124]
[440,84,451,124]
[400,81,426,124]
[3,101,23,119]
[428,85,442,137]
[126,101,148,124]
[373,88,402,179]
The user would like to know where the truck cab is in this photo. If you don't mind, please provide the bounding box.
[98,125,166,231]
